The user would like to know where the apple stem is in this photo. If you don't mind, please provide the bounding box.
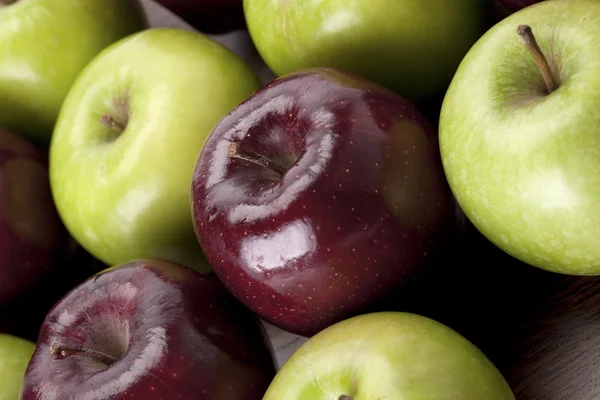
[50,344,118,366]
[338,396,353,400]
[0,0,18,6]
[517,24,559,95]
[100,115,126,134]
[228,142,288,176]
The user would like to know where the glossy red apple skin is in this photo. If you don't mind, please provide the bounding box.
[0,129,65,309]
[155,0,245,34]
[20,259,276,400]
[191,67,455,336]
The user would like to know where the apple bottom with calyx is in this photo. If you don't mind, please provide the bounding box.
[440,0,600,275]
[20,260,276,400]
[264,312,515,399]
[0,334,35,400]
[191,67,455,337]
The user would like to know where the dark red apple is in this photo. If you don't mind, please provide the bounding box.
[494,0,544,16]
[0,128,65,309]
[0,235,107,342]
[155,0,245,34]
[191,67,455,336]
[20,259,276,399]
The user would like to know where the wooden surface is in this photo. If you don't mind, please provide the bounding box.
[142,2,600,398]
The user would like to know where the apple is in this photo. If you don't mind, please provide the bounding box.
[0,334,35,400]
[49,27,263,273]
[263,312,515,399]
[191,67,456,336]
[0,128,66,310]
[495,0,544,15]
[0,235,107,343]
[243,0,487,103]
[0,0,148,145]
[20,259,277,399]
[155,0,245,34]
[439,0,600,275]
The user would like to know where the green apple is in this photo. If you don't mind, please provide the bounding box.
[243,0,487,103]
[439,0,600,275]
[0,0,148,145]
[49,28,262,273]
[264,312,514,399]
[0,334,35,399]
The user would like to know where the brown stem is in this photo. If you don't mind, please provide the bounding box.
[100,115,126,134]
[0,0,18,6]
[50,344,118,366]
[228,142,287,176]
[338,396,354,400]
[517,24,559,94]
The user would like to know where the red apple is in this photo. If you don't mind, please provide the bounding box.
[155,0,245,34]
[494,0,544,16]
[191,67,456,336]
[21,259,276,399]
[0,128,65,309]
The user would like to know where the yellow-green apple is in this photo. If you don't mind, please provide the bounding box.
[155,0,245,34]
[243,0,487,103]
[0,0,148,145]
[439,0,600,275]
[191,67,456,336]
[20,259,276,400]
[263,312,515,399]
[49,28,262,273]
[0,334,35,400]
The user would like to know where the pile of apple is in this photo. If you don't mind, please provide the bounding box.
[0,0,597,398]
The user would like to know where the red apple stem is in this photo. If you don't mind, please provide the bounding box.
[517,24,559,94]
[50,344,118,366]
[100,115,127,134]
[228,142,288,176]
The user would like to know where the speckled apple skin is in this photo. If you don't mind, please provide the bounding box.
[191,68,455,336]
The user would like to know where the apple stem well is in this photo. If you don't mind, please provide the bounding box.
[50,344,119,367]
[228,141,289,176]
[517,24,559,95]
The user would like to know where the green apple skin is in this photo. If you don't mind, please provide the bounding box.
[0,334,35,400]
[49,28,262,273]
[439,0,600,275]
[264,312,515,400]
[0,0,148,145]
[243,0,486,103]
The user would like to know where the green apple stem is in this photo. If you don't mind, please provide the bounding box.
[0,0,18,6]
[338,396,353,400]
[228,142,288,176]
[50,344,118,367]
[517,24,559,94]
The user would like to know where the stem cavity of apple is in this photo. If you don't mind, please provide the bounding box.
[50,344,119,367]
[0,0,18,7]
[338,395,354,400]
[517,24,559,95]
[100,93,130,138]
[228,141,288,176]
[100,115,127,134]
